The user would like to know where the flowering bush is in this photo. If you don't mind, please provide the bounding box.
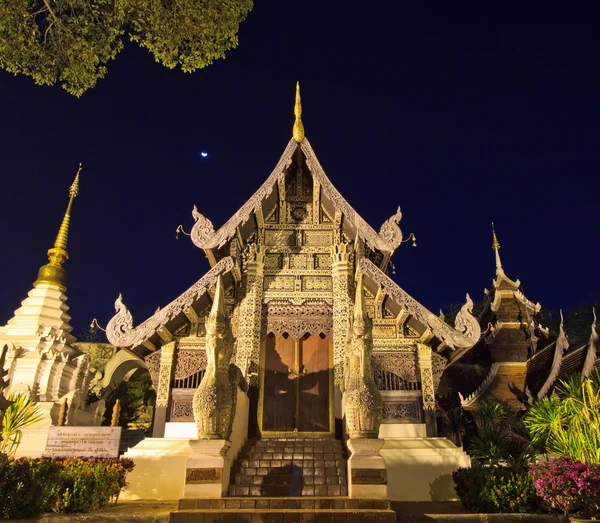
[0,454,134,519]
[453,463,539,513]
[529,457,600,517]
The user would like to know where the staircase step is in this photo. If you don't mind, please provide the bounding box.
[178,498,391,511]
[170,509,396,523]
[228,485,348,496]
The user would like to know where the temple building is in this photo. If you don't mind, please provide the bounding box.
[106,84,478,503]
[0,166,103,456]
[446,224,598,411]
[2,85,596,510]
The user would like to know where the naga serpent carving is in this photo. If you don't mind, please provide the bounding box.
[106,257,234,348]
[193,275,244,440]
[343,273,383,439]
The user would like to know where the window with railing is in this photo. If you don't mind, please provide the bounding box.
[172,369,206,389]
[374,369,421,391]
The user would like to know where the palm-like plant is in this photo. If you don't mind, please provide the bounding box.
[0,393,44,457]
[441,406,473,447]
[524,371,600,464]
[467,400,535,466]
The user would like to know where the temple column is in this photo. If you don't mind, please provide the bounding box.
[331,241,352,386]
[236,243,264,385]
[153,341,176,437]
[417,343,437,437]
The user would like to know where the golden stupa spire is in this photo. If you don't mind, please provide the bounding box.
[491,222,502,272]
[292,81,305,142]
[34,163,82,291]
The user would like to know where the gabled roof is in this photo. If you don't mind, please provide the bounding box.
[106,257,235,355]
[190,138,404,257]
[359,258,480,352]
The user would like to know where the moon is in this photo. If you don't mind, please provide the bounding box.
[200,151,208,158]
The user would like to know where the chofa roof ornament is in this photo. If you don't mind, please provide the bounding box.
[455,294,482,344]
[378,207,403,250]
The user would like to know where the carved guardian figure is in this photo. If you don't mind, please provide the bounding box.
[343,274,383,438]
[193,276,235,439]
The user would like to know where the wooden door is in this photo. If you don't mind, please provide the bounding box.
[260,332,332,435]
[262,333,296,432]
[298,333,330,432]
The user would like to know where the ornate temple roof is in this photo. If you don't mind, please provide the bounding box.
[106,86,480,359]
[189,138,404,257]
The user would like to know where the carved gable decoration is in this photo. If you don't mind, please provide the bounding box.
[174,323,191,337]
[145,351,161,389]
[263,300,332,340]
[371,352,419,383]
[174,349,207,380]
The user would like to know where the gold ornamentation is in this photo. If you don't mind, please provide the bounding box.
[235,243,264,382]
[293,81,305,142]
[304,230,333,246]
[193,276,241,439]
[174,349,207,380]
[156,343,176,408]
[188,137,404,254]
[382,402,419,420]
[359,258,479,350]
[303,276,332,292]
[332,243,352,384]
[34,163,82,291]
[417,344,435,411]
[343,274,383,438]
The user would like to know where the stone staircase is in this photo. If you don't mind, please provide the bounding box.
[171,496,397,522]
[169,438,397,523]
[229,438,348,497]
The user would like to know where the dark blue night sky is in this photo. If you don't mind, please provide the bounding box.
[0,2,597,335]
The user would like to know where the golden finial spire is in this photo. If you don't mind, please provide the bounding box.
[34,163,82,291]
[491,222,502,272]
[292,81,305,142]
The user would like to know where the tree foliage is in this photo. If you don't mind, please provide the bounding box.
[103,368,154,430]
[0,0,253,96]
[0,393,44,457]
[524,372,600,465]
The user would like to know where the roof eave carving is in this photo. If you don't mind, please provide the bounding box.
[106,256,235,349]
[190,138,403,253]
[358,258,480,351]
[536,322,569,399]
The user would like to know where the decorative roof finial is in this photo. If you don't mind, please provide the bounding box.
[491,222,502,272]
[34,163,82,291]
[292,81,305,143]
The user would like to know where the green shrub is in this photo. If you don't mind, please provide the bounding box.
[0,455,61,519]
[453,463,540,513]
[0,454,134,519]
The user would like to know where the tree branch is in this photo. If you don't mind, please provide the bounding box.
[42,0,59,25]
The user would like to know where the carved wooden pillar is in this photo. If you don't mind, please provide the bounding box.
[331,241,352,386]
[153,340,176,437]
[417,343,438,437]
[236,243,264,386]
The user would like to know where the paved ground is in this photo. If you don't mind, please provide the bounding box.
[9,501,568,523]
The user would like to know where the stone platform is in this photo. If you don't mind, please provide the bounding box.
[170,497,396,523]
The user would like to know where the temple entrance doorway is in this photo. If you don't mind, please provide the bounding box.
[259,332,333,436]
